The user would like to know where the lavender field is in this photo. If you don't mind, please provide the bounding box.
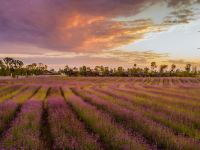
[0,77,200,150]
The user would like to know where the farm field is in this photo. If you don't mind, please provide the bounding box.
[0,77,200,150]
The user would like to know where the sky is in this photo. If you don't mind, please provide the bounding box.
[0,0,200,69]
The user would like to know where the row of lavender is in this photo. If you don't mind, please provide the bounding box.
[80,80,200,147]
[0,85,29,135]
[47,87,102,150]
[100,83,200,133]
[0,86,104,149]
[72,86,200,150]
[0,86,156,150]
[41,87,151,150]
[0,77,200,150]
[0,86,44,149]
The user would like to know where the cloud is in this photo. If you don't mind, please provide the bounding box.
[0,0,199,56]
[0,0,198,52]
[91,50,168,64]
[162,0,200,25]
[163,9,195,24]
[166,0,200,7]
[163,59,200,66]
[0,0,158,52]
[0,48,169,69]
[0,53,127,69]
[1,49,199,70]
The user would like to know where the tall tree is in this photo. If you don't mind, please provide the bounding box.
[185,64,192,73]
[0,60,5,69]
[64,65,71,76]
[117,66,124,76]
[79,66,87,76]
[171,64,176,72]
[3,57,15,76]
[160,65,168,73]
[3,57,14,68]
[151,62,157,72]
[144,67,149,75]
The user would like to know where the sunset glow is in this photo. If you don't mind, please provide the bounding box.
[0,0,200,69]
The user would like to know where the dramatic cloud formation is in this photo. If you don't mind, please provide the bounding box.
[0,0,158,52]
[0,0,199,68]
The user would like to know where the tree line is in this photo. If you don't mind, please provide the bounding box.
[0,57,199,77]
[0,57,48,77]
[59,62,199,77]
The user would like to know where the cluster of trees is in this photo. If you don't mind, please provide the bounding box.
[59,62,199,77]
[0,57,199,78]
[0,57,48,77]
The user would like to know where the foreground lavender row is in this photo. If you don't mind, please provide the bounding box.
[0,77,200,150]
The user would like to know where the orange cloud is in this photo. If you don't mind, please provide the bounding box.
[55,17,164,53]
[0,0,199,56]
[64,13,105,29]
